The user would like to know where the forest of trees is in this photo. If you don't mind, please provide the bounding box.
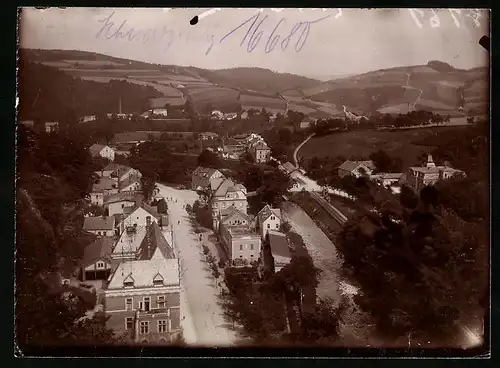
[16,126,120,350]
[333,121,489,346]
[18,60,162,122]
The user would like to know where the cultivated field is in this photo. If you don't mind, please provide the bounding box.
[298,126,469,170]
[239,93,286,110]
[187,87,240,111]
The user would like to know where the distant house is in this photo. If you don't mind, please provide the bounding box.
[19,120,34,128]
[337,160,375,179]
[199,132,219,140]
[370,173,404,187]
[191,167,225,191]
[233,133,249,144]
[211,110,224,120]
[89,144,116,162]
[90,177,119,206]
[210,179,248,229]
[119,175,142,193]
[299,118,313,130]
[83,216,116,237]
[79,237,114,281]
[80,115,97,124]
[404,154,465,192]
[105,192,144,217]
[118,203,168,235]
[45,121,59,133]
[261,230,293,274]
[223,112,237,120]
[220,222,261,267]
[250,141,271,164]
[241,111,249,120]
[104,221,180,344]
[152,108,168,117]
[257,205,282,239]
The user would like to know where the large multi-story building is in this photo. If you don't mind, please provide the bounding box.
[405,154,465,192]
[250,141,271,164]
[220,221,262,267]
[210,179,248,229]
[103,221,180,344]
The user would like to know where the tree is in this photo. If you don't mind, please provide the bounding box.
[399,185,419,209]
[300,297,346,344]
[369,149,401,173]
[336,186,488,344]
[141,176,157,201]
[197,149,223,169]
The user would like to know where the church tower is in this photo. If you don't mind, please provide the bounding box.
[426,153,436,168]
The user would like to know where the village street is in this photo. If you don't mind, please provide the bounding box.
[156,183,238,347]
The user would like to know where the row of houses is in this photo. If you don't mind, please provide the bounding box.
[90,163,144,206]
[206,133,272,163]
[76,162,181,344]
[19,120,59,133]
[337,154,465,192]
[192,167,292,271]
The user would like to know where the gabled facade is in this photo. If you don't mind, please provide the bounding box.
[105,192,144,217]
[104,242,180,344]
[250,141,271,164]
[257,205,282,239]
[191,166,225,191]
[79,237,114,282]
[210,179,248,229]
[405,154,465,191]
[89,144,116,162]
[91,177,119,206]
[337,160,375,179]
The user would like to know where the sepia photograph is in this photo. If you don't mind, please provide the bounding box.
[15,7,489,357]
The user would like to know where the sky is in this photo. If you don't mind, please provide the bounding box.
[19,8,489,79]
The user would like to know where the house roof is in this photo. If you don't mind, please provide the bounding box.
[253,141,270,150]
[371,173,404,180]
[118,175,141,191]
[112,224,148,256]
[280,162,297,174]
[268,230,292,259]
[220,207,251,223]
[213,179,246,197]
[83,216,115,231]
[409,166,465,175]
[89,144,109,157]
[210,177,225,192]
[104,192,144,205]
[107,258,179,289]
[101,163,128,173]
[338,160,376,173]
[81,237,115,267]
[137,222,175,260]
[192,167,223,189]
[92,177,118,192]
[201,132,218,138]
[258,204,282,224]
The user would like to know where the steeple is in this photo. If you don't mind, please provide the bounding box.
[426,153,436,168]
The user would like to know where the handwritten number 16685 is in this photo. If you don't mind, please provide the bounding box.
[220,13,333,53]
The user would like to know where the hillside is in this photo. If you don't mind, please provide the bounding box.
[20,49,488,119]
[299,61,488,117]
[17,58,163,121]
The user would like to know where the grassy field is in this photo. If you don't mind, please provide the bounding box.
[298,126,469,170]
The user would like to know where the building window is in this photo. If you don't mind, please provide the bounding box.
[157,296,165,309]
[125,298,133,311]
[140,321,149,334]
[158,320,167,333]
[239,244,243,251]
[125,317,134,330]
[250,244,254,250]
[143,297,151,311]
[276,224,279,229]
[97,231,101,236]
[267,224,270,229]
[97,261,105,269]
[271,216,275,220]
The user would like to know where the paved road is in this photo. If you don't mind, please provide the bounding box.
[157,183,237,347]
[293,133,314,168]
